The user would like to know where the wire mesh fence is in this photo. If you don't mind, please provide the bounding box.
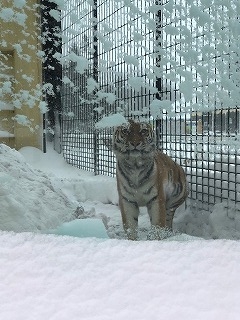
[60,0,240,211]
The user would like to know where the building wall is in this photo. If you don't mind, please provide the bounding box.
[0,0,43,150]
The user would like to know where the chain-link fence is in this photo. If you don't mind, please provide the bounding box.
[60,0,240,211]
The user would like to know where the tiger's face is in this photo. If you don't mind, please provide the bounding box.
[113,120,155,156]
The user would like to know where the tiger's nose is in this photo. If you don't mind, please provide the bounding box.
[130,138,142,148]
[132,140,139,147]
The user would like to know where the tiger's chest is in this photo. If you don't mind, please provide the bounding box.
[117,158,159,206]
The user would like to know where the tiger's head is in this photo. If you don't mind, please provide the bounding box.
[113,120,156,157]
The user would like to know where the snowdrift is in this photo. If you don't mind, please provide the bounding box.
[0,144,75,232]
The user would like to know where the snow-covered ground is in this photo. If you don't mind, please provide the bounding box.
[0,143,240,319]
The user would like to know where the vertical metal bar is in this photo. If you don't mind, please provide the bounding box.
[93,0,99,175]
[41,0,62,153]
[234,107,238,206]
[155,1,163,150]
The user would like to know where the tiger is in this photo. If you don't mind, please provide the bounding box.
[112,119,188,240]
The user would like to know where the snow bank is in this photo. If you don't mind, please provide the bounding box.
[0,231,240,320]
[19,146,118,205]
[174,202,240,240]
[0,144,75,232]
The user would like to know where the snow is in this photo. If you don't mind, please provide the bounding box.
[0,143,240,319]
[96,91,116,104]
[179,80,193,102]
[49,9,61,22]
[38,101,49,114]
[0,145,75,232]
[95,113,127,129]
[0,8,14,21]
[12,114,31,127]
[87,77,99,94]
[0,7,27,26]
[128,76,145,91]
[0,232,240,320]
[150,99,172,118]
[67,52,90,75]
[0,130,14,138]
[124,54,139,67]
[13,0,26,9]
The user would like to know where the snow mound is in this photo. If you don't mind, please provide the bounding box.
[19,146,119,205]
[174,202,240,240]
[0,144,75,232]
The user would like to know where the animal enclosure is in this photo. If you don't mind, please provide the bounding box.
[60,0,240,212]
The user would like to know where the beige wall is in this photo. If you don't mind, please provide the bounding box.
[0,0,43,150]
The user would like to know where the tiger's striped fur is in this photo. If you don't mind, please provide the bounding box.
[113,120,188,240]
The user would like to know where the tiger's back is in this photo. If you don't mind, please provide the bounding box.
[113,119,188,240]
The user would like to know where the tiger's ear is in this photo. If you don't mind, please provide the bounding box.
[128,119,135,125]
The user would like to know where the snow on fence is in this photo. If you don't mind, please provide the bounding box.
[60,0,240,211]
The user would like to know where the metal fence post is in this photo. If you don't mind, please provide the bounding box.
[155,1,163,151]
[93,0,99,175]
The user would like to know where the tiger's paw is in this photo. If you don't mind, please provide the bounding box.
[147,226,174,240]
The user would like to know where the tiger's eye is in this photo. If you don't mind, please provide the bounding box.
[141,128,148,135]
[121,128,128,134]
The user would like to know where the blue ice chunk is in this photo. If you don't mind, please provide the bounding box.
[48,219,109,239]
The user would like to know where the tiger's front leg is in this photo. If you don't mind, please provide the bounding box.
[147,197,167,240]
[119,196,140,240]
